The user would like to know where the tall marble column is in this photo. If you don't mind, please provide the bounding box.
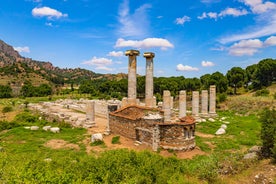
[209,85,216,115]
[163,90,171,122]
[144,52,155,107]
[179,90,186,118]
[125,50,140,105]
[192,91,199,116]
[201,90,208,115]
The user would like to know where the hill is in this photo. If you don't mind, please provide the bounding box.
[0,40,127,93]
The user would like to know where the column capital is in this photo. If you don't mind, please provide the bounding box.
[125,50,140,56]
[143,52,155,58]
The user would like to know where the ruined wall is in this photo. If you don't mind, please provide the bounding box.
[109,115,159,145]
[158,124,195,151]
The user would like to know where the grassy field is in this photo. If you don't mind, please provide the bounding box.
[0,92,275,183]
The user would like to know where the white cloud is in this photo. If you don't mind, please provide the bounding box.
[45,22,53,27]
[157,16,163,19]
[264,35,276,46]
[115,38,174,50]
[229,39,263,56]
[107,51,124,57]
[219,8,248,17]
[175,16,191,25]
[241,0,276,14]
[13,46,30,53]
[118,0,151,37]
[198,12,207,19]
[95,66,114,71]
[201,0,221,3]
[176,64,199,71]
[82,57,114,71]
[32,7,68,19]
[201,61,215,67]
[82,56,112,66]
[198,8,247,20]
[219,11,276,44]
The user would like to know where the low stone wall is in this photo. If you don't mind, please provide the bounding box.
[159,123,195,151]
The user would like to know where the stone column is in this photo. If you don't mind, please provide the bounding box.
[86,101,95,122]
[125,50,140,105]
[192,91,199,116]
[201,90,208,115]
[209,85,216,115]
[163,90,171,122]
[144,52,155,107]
[179,90,186,118]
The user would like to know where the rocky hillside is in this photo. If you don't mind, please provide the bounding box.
[0,40,127,87]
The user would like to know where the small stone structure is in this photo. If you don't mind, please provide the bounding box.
[109,105,195,151]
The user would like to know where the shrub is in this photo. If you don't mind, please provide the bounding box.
[14,111,38,123]
[0,121,19,131]
[111,136,121,144]
[274,92,276,100]
[217,93,227,103]
[91,140,105,146]
[254,89,270,97]
[2,106,13,113]
[260,108,276,158]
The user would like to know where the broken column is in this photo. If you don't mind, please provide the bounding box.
[201,90,208,115]
[125,50,140,105]
[144,52,155,107]
[86,101,95,126]
[192,91,199,117]
[163,90,171,122]
[179,90,186,118]
[209,85,216,115]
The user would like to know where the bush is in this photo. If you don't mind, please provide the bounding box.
[14,111,38,123]
[111,136,121,144]
[2,106,13,113]
[91,140,105,146]
[254,89,270,97]
[217,93,227,103]
[0,121,19,131]
[274,92,276,100]
[260,108,276,158]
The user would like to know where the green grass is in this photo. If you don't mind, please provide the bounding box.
[0,97,264,183]
[196,111,261,153]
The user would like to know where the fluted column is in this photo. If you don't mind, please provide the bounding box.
[125,50,140,105]
[209,85,216,115]
[179,90,186,118]
[163,90,171,122]
[192,91,199,116]
[201,90,208,115]
[144,52,155,107]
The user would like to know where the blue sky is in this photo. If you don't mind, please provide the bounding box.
[1,0,276,78]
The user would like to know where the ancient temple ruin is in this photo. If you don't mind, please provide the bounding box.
[108,50,217,151]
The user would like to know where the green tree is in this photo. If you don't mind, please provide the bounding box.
[36,84,52,96]
[260,109,276,158]
[209,72,228,93]
[253,59,276,89]
[226,67,245,95]
[200,74,211,90]
[20,81,35,97]
[0,85,12,98]
[79,81,95,94]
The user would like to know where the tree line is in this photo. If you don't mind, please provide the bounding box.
[0,58,275,99]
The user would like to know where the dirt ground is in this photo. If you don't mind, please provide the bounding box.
[44,115,207,159]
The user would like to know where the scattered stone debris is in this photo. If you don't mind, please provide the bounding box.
[43,126,51,131]
[50,127,60,133]
[30,126,39,131]
[253,173,274,184]
[215,128,226,135]
[208,118,215,122]
[44,158,52,162]
[91,133,103,143]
